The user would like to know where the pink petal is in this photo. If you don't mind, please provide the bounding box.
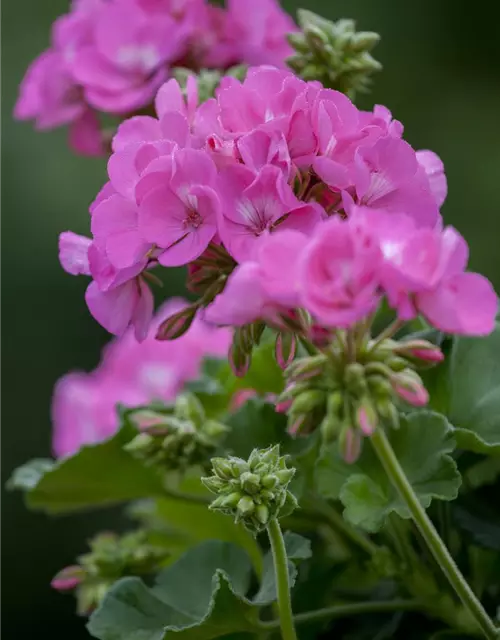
[138,184,187,247]
[85,280,138,336]
[112,116,162,152]
[417,149,447,207]
[69,110,104,156]
[158,222,216,267]
[131,278,154,341]
[59,232,91,275]
[155,79,185,119]
[417,272,498,336]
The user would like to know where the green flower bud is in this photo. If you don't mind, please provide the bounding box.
[211,458,234,480]
[237,496,255,516]
[290,389,326,414]
[344,363,367,395]
[174,393,205,428]
[124,433,155,455]
[202,446,297,534]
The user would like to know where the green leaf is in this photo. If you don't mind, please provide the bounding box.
[453,506,500,551]
[316,412,461,532]
[13,423,164,514]
[129,492,263,573]
[445,323,500,453]
[464,456,500,489]
[252,532,311,605]
[6,458,54,491]
[88,541,260,640]
[224,397,290,458]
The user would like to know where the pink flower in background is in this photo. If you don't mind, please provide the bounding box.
[224,0,296,68]
[59,232,92,276]
[52,299,231,457]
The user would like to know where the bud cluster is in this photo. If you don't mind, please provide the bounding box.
[287,9,382,97]
[172,66,248,106]
[125,393,228,472]
[278,336,442,462]
[51,531,168,615]
[202,446,297,534]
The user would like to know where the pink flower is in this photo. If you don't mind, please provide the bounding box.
[217,164,321,261]
[299,216,382,328]
[51,298,231,456]
[225,0,296,68]
[138,148,219,266]
[349,136,439,227]
[52,372,118,457]
[205,229,307,326]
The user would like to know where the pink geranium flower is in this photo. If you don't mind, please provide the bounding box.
[298,216,382,328]
[138,148,219,265]
[217,163,321,261]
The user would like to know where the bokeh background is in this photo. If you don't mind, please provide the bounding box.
[2,1,500,637]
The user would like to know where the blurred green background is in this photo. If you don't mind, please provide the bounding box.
[2,1,500,637]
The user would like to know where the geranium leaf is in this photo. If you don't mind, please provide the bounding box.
[316,412,461,532]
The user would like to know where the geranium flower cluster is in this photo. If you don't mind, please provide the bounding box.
[14,0,295,154]
[59,65,497,344]
[52,299,230,458]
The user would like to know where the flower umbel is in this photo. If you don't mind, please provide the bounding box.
[202,445,297,534]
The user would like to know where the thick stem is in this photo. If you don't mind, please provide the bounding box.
[371,428,498,640]
[267,519,298,640]
[259,599,420,629]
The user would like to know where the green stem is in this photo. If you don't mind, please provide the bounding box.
[371,428,498,640]
[299,335,318,356]
[305,495,379,556]
[267,519,298,640]
[370,318,404,352]
[259,599,420,629]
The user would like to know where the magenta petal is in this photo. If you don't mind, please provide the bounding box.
[417,273,498,336]
[313,156,350,190]
[131,278,154,341]
[69,110,104,157]
[158,223,216,267]
[155,79,185,119]
[417,149,447,207]
[85,280,137,336]
[112,116,162,152]
[138,184,186,247]
[59,232,91,276]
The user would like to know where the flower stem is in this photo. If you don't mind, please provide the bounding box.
[259,599,420,630]
[370,318,404,351]
[371,428,498,640]
[267,519,298,640]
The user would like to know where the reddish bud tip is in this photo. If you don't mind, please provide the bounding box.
[275,332,297,369]
[156,306,196,341]
[339,426,362,464]
[51,565,85,591]
[392,373,429,407]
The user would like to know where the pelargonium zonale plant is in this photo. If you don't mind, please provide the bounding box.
[10,2,500,639]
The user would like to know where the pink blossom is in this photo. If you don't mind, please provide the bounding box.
[299,216,382,328]
[52,299,231,456]
[138,148,219,266]
[350,136,439,226]
[52,372,118,457]
[224,0,296,68]
[217,164,321,261]
[205,230,307,326]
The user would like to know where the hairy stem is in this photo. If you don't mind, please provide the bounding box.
[371,428,498,640]
[267,519,298,640]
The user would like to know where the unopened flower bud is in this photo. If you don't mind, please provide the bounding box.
[240,472,261,494]
[229,343,251,378]
[367,374,392,398]
[124,433,155,455]
[156,305,196,340]
[290,389,326,414]
[344,363,367,395]
[387,356,411,372]
[286,354,327,382]
[203,446,297,534]
[203,420,228,439]
[355,397,378,435]
[339,425,363,464]
[51,565,85,592]
[211,458,234,480]
[175,393,205,428]
[391,372,429,407]
[237,496,255,516]
[395,340,444,364]
[275,332,297,369]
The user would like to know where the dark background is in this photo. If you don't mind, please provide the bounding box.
[2,1,500,637]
